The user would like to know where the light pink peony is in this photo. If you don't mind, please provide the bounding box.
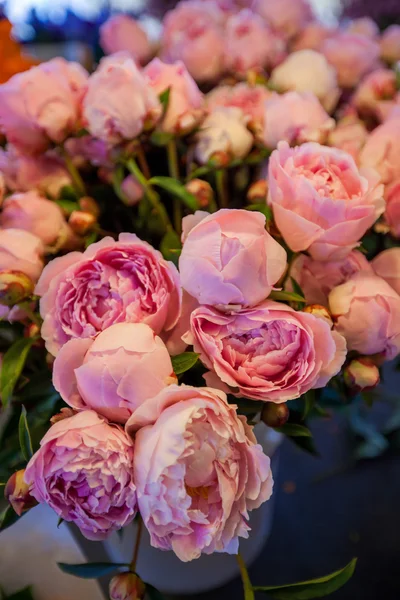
[53,323,176,424]
[0,192,71,246]
[184,301,346,402]
[372,248,400,295]
[179,209,286,307]
[144,59,204,134]
[0,146,71,198]
[291,23,334,52]
[288,250,373,307]
[162,290,199,356]
[194,107,253,164]
[0,58,88,154]
[345,17,380,39]
[24,410,137,540]
[82,54,161,146]
[269,50,339,112]
[253,0,313,40]
[263,91,334,148]
[359,118,400,185]
[99,15,153,65]
[321,33,380,88]
[384,180,400,238]
[352,69,397,120]
[120,175,144,206]
[126,384,273,561]
[329,273,400,360]
[380,25,400,64]
[223,10,286,74]
[268,142,385,261]
[0,229,43,282]
[35,233,181,356]
[161,1,225,83]
[206,83,271,139]
[327,116,368,162]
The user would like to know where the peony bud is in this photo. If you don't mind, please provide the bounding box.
[247,179,268,203]
[0,271,34,306]
[185,179,214,208]
[209,151,230,168]
[109,572,146,600]
[4,469,38,516]
[344,357,380,393]
[303,304,333,328]
[78,196,100,218]
[261,402,289,428]
[68,211,96,235]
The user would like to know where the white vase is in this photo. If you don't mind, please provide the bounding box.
[102,424,282,596]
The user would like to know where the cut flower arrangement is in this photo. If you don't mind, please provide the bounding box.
[1,0,400,598]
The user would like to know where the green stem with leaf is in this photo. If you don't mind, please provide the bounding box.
[60,146,86,197]
[236,553,255,600]
[167,139,182,234]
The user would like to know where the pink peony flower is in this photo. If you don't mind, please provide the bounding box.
[359,118,400,185]
[194,107,253,164]
[126,384,273,561]
[120,175,144,206]
[384,180,400,238]
[253,0,313,40]
[263,91,334,148]
[82,54,161,146]
[162,290,199,356]
[0,191,71,246]
[321,33,380,88]
[144,59,204,134]
[161,1,225,83]
[268,142,385,261]
[327,116,368,162]
[0,146,71,198]
[223,10,286,74]
[99,15,153,65]
[35,233,181,356]
[380,25,400,64]
[179,209,286,307]
[345,17,380,39]
[0,229,43,282]
[352,69,397,120]
[206,83,271,139]
[291,22,334,52]
[24,410,137,540]
[64,136,113,168]
[269,50,339,112]
[53,323,176,424]
[185,301,346,402]
[372,248,400,296]
[0,58,88,154]
[329,273,400,360]
[0,171,4,205]
[288,250,373,307]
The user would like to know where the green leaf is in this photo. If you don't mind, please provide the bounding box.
[150,131,174,147]
[57,517,64,528]
[253,558,357,599]
[246,204,273,222]
[5,587,35,600]
[1,337,35,407]
[0,505,20,532]
[290,277,305,300]
[275,423,312,437]
[146,584,167,600]
[160,230,182,266]
[56,198,79,215]
[171,352,199,375]
[159,87,171,112]
[84,231,98,249]
[58,185,79,202]
[302,391,316,420]
[57,562,129,579]
[18,406,33,462]
[149,176,199,211]
[269,291,305,304]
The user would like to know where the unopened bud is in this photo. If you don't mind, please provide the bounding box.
[50,407,77,425]
[69,211,96,235]
[209,151,230,168]
[344,358,380,393]
[4,470,37,516]
[24,323,40,339]
[109,572,146,600]
[185,179,214,208]
[261,402,289,428]
[79,196,100,218]
[0,271,34,307]
[303,304,333,328]
[247,180,268,203]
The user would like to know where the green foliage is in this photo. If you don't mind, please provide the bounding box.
[269,291,306,304]
[57,562,129,579]
[275,423,312,437]
[246,204,273,223]
[0,506,21,532]
[149,176,199,211]
[171,352,200,375]
[18,406,33,462]
[1,337,36,407]
[160,229,182,265]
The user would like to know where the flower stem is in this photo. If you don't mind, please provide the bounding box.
[60,146,86,197]
[167,139,182,234]
[126,157,173,233]
[215,169,229,208]
[137,144,151,179]
[17,302,42,328]
[130,517,143,573]
[236,553,255,600]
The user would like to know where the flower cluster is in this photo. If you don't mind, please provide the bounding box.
[0,0,400,581]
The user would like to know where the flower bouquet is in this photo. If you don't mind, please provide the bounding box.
[1,0,400,598]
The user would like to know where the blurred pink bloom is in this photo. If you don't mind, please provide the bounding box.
[321,33,380,88]
[345,17,380,39]
[380,25,400,64]
[327,117,368,162]
[0,228,43,282]
[120,174,143,206]
[291,22,334,52]
[253,0,314,40]
[384,179,400,238]
[100,15,153,65]
[372,248,400,295]
[359,118,400,184]
[352,69,397,120]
